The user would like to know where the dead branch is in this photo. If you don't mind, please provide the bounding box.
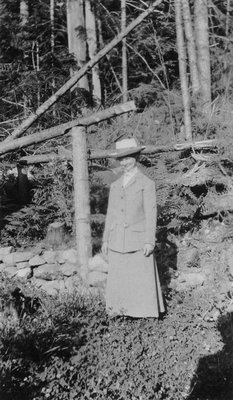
[18,139,219,165]
[0,101,136,156]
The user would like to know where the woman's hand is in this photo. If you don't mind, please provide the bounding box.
[143,243,154,257]
[101,242,109,258]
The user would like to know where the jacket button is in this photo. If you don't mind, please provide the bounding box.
[124,223,129,228]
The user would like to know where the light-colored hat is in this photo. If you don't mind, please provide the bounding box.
[109,137,145,159]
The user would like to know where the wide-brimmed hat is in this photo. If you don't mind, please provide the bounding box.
[109,137,145,159]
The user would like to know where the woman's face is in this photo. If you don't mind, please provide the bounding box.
[119,156,137,173]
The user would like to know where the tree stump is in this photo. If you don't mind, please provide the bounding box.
[46,221,68,248]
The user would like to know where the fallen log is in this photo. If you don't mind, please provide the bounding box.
[18,139,219,165]
[174,139,218,150]
[4,0,162,142]
[0,101,136,156]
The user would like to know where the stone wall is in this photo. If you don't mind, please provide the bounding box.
[0,247,108,296]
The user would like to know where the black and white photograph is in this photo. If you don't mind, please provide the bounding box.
[1,1,233,399]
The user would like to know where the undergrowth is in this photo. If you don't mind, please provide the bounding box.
[0,277,231,400]
[2,95,233,248]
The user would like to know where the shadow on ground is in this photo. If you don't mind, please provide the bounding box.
[187,312,233,400]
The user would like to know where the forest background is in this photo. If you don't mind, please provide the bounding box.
[0,0,233,247]
[1,1,233,400]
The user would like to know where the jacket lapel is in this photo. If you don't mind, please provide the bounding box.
[124,170,143,190]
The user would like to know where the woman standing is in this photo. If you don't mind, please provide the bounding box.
[102,138,165,318]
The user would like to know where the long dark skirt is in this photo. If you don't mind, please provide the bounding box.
[105,250,165,318]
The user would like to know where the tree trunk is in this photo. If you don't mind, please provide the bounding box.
[85,0,102,104]
[50,0,56,116]
[20,0,28,26]
[223,0,231,95]
[194,0,211,112]
[121,0,128,124]
[66,0,89,91]
[20,0,29,116]
[19,139,218,165]
[181,0,200,94]
[72,126,92,271]
[175,0,192,141]
[46,222,69,249]
[0,101,136,155]
[16,164,31,205]
[50,0,55,60]
[4,0,161,141]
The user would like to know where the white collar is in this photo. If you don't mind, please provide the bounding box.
[123,166,138,178]
[122,167,138,187]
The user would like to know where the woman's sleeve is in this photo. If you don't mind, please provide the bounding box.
[102,184,114,243]
[143,179,157,246]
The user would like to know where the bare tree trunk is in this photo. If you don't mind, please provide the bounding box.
[16,164,31,205]
[194,0,211,112]
[66,0,89,91]
[20,0,29,117]
[85,0,102,104]
[72,126,92,271]
[5,0,162,141]
[20,0,28,26]
[223,0,231,95]
[181,0,200,94]
[226,0,231,36]
[31,40,41,107]
[19,139,218,165]
[121,0,128,124]
[50,0,56,116]
[175,0,192,141]
[50,0,55,62]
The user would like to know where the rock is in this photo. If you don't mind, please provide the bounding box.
[29,255,46,267]
[88,254,108,273]
[0,264,6,272]
[31,244,44,256]
[59,263,78,277]
[64,275,83,292]
[55,250,67,264]
[33,263,61,280]
[88,270,107,287]
[35,279,66,296]
[174,272,206,291]
[42,250,57,264]
[4,266,17,277]
[15,267,32,279]
[3,251,33,265]
[56,248,78,264]
[0,246,13,260]
[16,262,30,270]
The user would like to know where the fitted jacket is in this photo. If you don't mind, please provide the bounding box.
[103,169,157,253]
